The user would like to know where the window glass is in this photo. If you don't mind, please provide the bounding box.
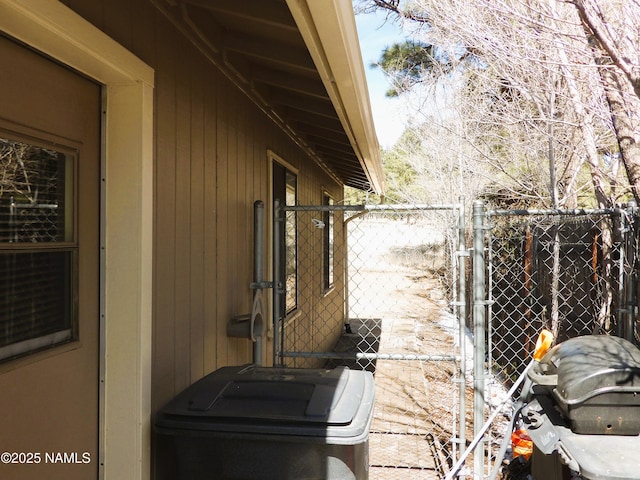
[273,160,298,317]
[284,171,297,313]
[0,136,75,362]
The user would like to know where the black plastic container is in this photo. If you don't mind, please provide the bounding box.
[155,365,375,480]
[534,335,640,435]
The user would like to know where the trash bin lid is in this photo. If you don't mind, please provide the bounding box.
[155,365,375,438]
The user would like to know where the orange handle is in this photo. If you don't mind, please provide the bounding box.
[533,329,554,361]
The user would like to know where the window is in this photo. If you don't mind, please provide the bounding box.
[323,192,334,291]
[273,159,298,316]
[0,135,75,362]
[284,171,297,313]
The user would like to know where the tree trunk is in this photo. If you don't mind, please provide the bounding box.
[548,23,611,207]
[600,68,640,203]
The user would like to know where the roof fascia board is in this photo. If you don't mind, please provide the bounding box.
[285,0,384,194]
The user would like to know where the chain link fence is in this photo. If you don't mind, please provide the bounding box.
[477,204,640,478]
[486,206,638,381]
[275,203,466,479]
[272,200,640,480]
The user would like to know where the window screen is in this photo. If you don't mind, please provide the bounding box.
[0,136,76,362]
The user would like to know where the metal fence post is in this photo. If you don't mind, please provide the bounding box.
[272,199,283,366]
[621,200,638,342]
[252,200,265,365]
[472,200,486,478]
[626,200,638,342]
[456,197,467,466]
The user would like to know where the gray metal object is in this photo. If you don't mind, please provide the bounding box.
[250,200,266,365]
[535,335,640,435]
[456,196,468,465]
[225,201,270,366]
[472,200,487,478]
[273,198,283,366]
[527,415,640,480]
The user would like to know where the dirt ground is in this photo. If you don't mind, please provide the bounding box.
[364,274,468,480]
[340,217,503,480]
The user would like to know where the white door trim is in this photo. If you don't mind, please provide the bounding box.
[0,2,154,480]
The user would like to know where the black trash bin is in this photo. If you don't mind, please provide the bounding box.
[155,365,375,480]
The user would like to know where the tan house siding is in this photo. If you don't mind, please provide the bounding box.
[282,210,346,370]
[60,0,345,409]
[0,1,383,478]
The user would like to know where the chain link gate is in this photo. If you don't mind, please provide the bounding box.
[268,200,640,478]
[272,201,467,479]
[471,202,640,479]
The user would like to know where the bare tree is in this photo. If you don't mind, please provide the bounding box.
[570,0,640,99]
[568,0,640,202]
[359,0,635,208]
[359,0,636,337]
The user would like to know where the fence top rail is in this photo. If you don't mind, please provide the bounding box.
[282,205,364,212]
[282,351,460,362]
[282,203,462,212]
[487,207,631,217]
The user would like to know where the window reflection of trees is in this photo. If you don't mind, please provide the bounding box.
[0,138,67,243]
[0,136,74,362]
[285,172,297,313]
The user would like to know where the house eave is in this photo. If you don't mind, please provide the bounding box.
[285,0,385,195]
[174,0,384,194]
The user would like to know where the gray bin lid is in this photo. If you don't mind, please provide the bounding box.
[155,365,375,440]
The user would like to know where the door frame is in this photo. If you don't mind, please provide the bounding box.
[0,2,154,480]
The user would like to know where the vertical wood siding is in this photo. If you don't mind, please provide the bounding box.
[59,3,349,478]
[61,0,346,406]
